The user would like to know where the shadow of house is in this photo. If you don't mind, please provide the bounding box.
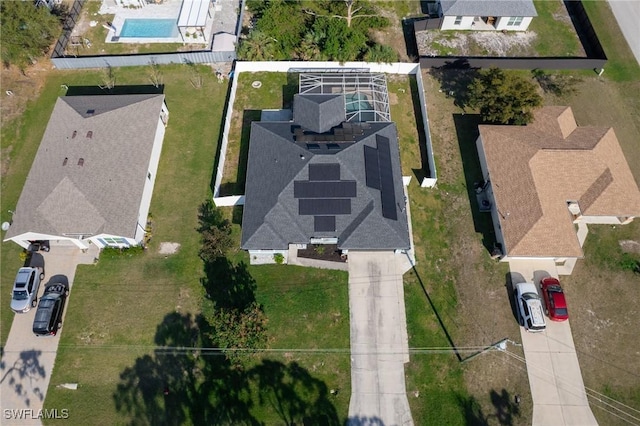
[452,113,497,253]
[505,272,524,323]
[408,75,431,182]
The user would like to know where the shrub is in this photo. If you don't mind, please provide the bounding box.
[273,253,284,264]
[101,245,144,259]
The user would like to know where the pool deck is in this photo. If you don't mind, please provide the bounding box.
[98,0,238,45]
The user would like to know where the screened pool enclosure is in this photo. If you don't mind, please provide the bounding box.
[298,73,391,123]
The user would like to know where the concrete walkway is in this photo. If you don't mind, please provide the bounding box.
[347,251,413,425]
[508,259,597,426]
[608,0,640,66]
[1,245,98,425]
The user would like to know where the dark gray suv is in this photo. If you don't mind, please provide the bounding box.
[33,282,69,336]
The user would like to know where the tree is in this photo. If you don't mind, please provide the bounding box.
[303,0,384,28]
[364,44,398,64]
[197,201,234,262]
[294,31,323,61]
[0,1,60,71]
[204,302,268,366]
[237,30,279,61]
[312,17,367,62]
[468,67,542,125]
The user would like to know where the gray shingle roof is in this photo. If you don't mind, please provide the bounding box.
[293,94,346,134]
[440,0,537,17]
[241,116,411,251]
[5,94,165,240]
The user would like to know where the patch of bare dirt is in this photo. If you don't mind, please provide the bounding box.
[159,242,181,255]
[619,239,640,254]
[369,7,412,61]
[1,65,51,128]
[416,30,537,57]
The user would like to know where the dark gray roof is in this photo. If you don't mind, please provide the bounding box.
[440,0,537,17]
[241,119,410,251]
[293,94,346,134]
[5,94,166,240]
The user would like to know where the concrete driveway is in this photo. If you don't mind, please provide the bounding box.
[347,251,413,425]
[508,259,597,426]
[1,245,97,425]
[608,0,640,66]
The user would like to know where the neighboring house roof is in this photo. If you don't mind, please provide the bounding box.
[440,0,537,17]
[478,106,640,258]
[5,94,166,241]
[241,95,410,251]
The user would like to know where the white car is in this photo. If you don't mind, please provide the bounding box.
[515,282,546,332]
[11,267,45,313]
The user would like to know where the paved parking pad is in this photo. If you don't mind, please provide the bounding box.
[1,245,98,425]
[347,251,413,425]
[509,259,597,426]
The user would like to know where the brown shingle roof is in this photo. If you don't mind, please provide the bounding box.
[478,107,640,258]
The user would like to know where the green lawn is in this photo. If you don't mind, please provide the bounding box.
[583,0,640,82]
[529,0,583,57]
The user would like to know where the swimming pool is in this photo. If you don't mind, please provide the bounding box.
[120,19,178,38]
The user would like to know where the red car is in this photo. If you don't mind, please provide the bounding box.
[540,277,568,321]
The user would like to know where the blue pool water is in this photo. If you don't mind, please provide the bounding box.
[120,19,178,38]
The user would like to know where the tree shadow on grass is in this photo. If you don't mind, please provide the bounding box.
[429,67,478,110]
[457,389,521,426]
[203,257,256,311]
[489,389,521,425]
[456,393,488,426]
[347,415,385,425]
[248,360,340,425]
[113,312,257,425]
[452,113,498,253]
[114,313,341,425]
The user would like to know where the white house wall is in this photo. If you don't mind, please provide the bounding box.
[90,234,137,248]
[475,135,507,256]
[134,105,168,242]
[441,15,533,31]
[495,16,533,31]
[441,15,475,30]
